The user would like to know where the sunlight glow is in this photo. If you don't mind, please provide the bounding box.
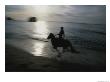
[32,42,45,56]
[33,6,50,15]
[34,21,49,38]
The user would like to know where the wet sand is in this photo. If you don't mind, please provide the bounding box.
[5,44,106,72]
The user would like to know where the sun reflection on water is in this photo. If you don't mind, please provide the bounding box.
[34,21,49,38]
[31,21,49,56]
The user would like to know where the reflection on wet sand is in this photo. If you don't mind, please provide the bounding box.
[32,42,46,56]
[30,40,58,58]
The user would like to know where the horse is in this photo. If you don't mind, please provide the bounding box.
[47,33,77,53]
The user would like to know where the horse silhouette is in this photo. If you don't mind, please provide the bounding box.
[47,33,77,53]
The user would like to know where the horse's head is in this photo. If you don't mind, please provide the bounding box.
[47,33,55,39]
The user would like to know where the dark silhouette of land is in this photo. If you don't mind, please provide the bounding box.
[28,17,37,22]
[5,44,106,72]
[6,17,14,21]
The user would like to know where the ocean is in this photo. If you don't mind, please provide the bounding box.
[5,20,106,65]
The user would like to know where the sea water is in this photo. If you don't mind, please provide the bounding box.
[5,20,106,65]
[6,20,106,50]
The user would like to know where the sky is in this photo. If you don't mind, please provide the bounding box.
[5,5,106,24]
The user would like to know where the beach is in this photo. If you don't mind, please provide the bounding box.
[5,44,106,72]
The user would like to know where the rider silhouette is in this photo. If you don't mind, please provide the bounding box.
[58,27,65,39]
[56,27,65,46]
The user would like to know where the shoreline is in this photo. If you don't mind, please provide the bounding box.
[5,44,106,72]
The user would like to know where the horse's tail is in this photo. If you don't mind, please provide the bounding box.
[69,41,77,53]
[70,44,75,52]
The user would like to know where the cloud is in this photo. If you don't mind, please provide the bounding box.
[5,5,106,24]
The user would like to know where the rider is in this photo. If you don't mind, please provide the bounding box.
[56,27,65,46]
[58,27,65,39]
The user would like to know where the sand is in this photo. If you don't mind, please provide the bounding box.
[5,44,106,72]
